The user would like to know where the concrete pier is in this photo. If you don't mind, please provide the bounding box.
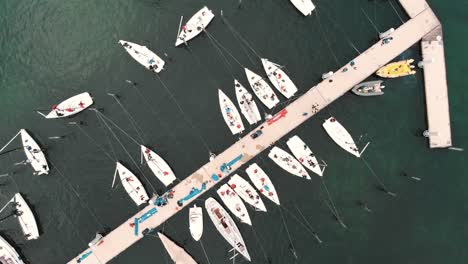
[68,1,448,263]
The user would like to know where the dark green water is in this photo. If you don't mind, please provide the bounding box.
[0,0,466,263]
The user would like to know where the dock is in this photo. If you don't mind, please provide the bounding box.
[68,1,448,263]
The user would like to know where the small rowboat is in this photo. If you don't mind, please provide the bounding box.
[175,6,215,47]
[352,80,385,96]
[234,80,261,125]
[115,162,149,206]
[189,205,203,241]
[261,58,298,98]
[286,135,324,177]
[228,174,267,212]
[268,146,310,179]
[118,40,165,73]
[376,59,416,78]
[0,235,24,264]
[246,163,280,205]
[245,68,279,109]
[20,129,49,175]
[158,232,198,264]
[322,117,360,157]
[13,193,40,240]
[290,0,316,16]
[217,184,252,225]
[218,89,244,135]
[141,145,176,187]
[42,92,93,119]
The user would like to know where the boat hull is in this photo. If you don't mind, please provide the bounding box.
[322,117,360,157]
[286,135,323,177]
[268,146,310,179]
[261,58,298,98]
[158,233,197,264]
[141,145,176,187]
[0,236,24,264]
[45,92,93,119]
[290,0,315,16]
[228,174,267,212]
[376,59,416,78]
[189,205,203,241]
[116,162,149,206]
[175,7,215,46]
[20,129,49,175]
[245,68,279,109]
[234,80,261,125]
[246,163,280,205]
[219,89,245,135]
[352,80,384,96]
[14,193,40,240]
[119,40,165,73]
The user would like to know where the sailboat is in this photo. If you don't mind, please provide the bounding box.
[246,163,280,205]
[286,135,324,177]
[205,198,251,262]
[228,174,267,212]
[0,236,24,264]
[13,193,40,240]
[115,162,149,206]
[118,40,165,73]
[141,145,176,187]
[290,0,316,16]
[40,92,93,119]
[218,89,245,135]
[175,6,215,47]
[20,129,49,175]
[268,146,311,179]
[189,205,203,241]
[217,184,252,225]
[244,68,279,109]
[234,80,261,125]
[261,58,298,98]
[158,232,198,264]
[322,117,362,158]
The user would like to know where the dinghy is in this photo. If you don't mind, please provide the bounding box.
[205,198,251,262]
[42,92,93,119]
[141,145,176,187]
[0,235,24,264]
[322,117,360,157]
[246,163,280,205]
[118,40,165,73]
[268,146,311,179]
[352,80,385,96]
[115,162,149,206]
[290,0,316,16]
[175,6,215,47]
[13,193,39,240]
[261,58,298,98]
[234,80,261,125]
[218,89,245,135]
[158,232,198,264]
[376,59,416,78]
[286,135,324,177]
[189,205,203,241]
[20,129,49,175]
[245,68,279,109]
[228,174,267,212]
[217,184,252,225]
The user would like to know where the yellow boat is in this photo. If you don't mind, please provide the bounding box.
[376,59,416,78]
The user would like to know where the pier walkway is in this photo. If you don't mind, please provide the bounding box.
[68,2,445,264]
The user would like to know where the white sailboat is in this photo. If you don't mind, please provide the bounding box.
[268,146,311,180]
[175,6,215,46]
[115,162,149,206]
[228,174,267,212]
[189,205,203,241]
[286,135,324,177]
[158,232,198,264]
[205,198,251,262]
[290,0,316,16]
[246,163,280,205]
[218,89,245,135]
[41,92,93,119]
[0,236,24,264]
[141,145,176,187]
[261,58,298,98]
[244,68,279,109]
[20,129,49,175]
[322,117,363,158]
[118,40,165,73]
[234,80,261,125]
[217,184,252,225]
[13,193,39,240]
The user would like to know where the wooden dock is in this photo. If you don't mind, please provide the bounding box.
[68,2,446,264]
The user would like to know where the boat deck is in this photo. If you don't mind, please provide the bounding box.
[68,2,446,263]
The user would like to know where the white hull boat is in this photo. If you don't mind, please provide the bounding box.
[43,92,93,119]
[119,40,165,73]
[234,80,261,125]
[175,6,215,46]
[189,205,203,241]
[13,193,40,240]
[228,174,267,212]
[261,58,298,98]
[286,135,323,177]
[20,129,49,175]
[158,232,198,264]
[290,0,316,16]
[141,145,176,187]
[322,117,360,157]
[244,68,279,109]
[205,198,251,262]
[217,184,252,225]
[218,89,245,135]
[268,146,310,179]
[0,236,24,264]
[246,163,280,205]
[115,162,149,206]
